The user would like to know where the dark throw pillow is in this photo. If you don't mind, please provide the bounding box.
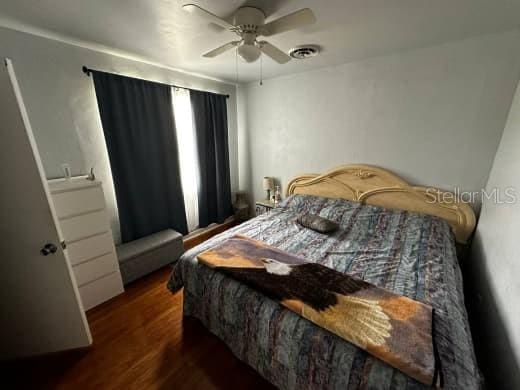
[296,214,339,234]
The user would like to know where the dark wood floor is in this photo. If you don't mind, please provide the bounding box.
[4,265,274,389]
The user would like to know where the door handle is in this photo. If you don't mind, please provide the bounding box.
[41,243,58,256]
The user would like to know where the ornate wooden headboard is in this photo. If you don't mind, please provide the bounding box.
[286,164,476,244]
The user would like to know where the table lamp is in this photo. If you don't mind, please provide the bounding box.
[262,177,274,201]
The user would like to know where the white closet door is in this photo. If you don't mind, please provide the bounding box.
[0,58,91,358]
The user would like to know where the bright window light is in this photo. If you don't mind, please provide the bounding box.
[172,88,199,232]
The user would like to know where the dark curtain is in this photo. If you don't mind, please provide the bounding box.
[92,71,188,242]
[190,90,233,228]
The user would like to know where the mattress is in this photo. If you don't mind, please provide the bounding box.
[168,194,480,389]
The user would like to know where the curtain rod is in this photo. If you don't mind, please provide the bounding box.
[82,66,230,99]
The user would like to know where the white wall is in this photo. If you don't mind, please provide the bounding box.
[0,27,238,243]
[470,80,520,388]
[239,30,520,205]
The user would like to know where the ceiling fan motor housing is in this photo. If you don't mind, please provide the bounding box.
[234,7,265,33]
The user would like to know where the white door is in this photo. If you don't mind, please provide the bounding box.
[0,58,91,359]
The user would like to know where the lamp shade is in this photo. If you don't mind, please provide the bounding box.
[262,177,274,190]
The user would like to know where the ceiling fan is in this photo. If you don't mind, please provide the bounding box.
[183,4,316,64]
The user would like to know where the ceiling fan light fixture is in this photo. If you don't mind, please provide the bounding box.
[237,44,261,63]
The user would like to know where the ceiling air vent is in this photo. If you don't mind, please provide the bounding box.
[288,45,320,59]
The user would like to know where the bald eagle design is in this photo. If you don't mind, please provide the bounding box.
[197,235,438,386]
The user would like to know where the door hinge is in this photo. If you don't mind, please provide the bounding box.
[61,241,67,250]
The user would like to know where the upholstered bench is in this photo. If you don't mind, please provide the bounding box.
[116,229,184,285]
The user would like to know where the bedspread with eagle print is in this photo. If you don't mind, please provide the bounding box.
[197,235,441,386]
[168,194,481,389]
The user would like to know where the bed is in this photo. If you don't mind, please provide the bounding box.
[168,164,480,389]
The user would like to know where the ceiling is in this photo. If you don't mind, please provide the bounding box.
[1,0,520,83]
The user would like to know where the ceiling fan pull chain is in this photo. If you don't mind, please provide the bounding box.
[235,47,239,84]
[259,53,263,86]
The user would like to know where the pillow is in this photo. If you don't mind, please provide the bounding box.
[296,213,339,234]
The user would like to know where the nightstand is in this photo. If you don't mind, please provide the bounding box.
[255,200,277,216]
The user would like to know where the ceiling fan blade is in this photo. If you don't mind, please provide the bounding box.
[257,41,291,64]
[260,8,316,37]
[182,4,235,30]
[203,41,240,58]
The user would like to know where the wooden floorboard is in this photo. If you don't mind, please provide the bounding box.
[4,265,274,390]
